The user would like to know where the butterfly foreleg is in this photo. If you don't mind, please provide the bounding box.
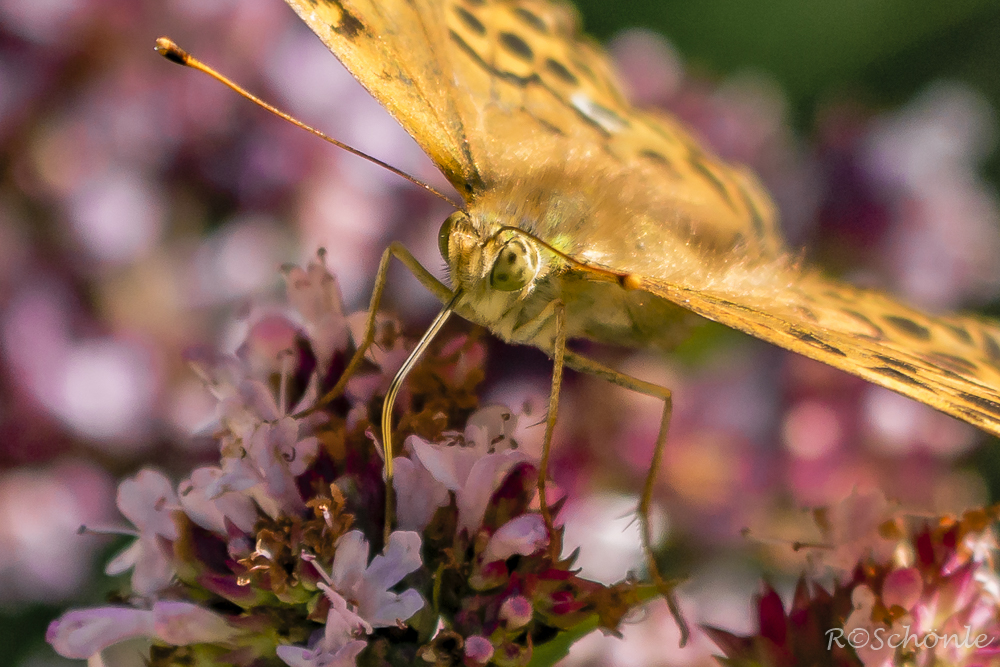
[305,242,452,416]
[561,350,689,647]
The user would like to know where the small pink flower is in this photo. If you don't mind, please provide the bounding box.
[277,590,368,667]
[391,454,451,532]
[177,466,259,535]
[482,514,549,563]
[325,530,424,628]
[47,606,155,659]
[104,469,180,597]
[463,635,495,666]
[115,468,180,541]
[212,415,318,519]
[812,488,899,579]
[406,405,535,533]
[282,258,351,373]
[47,601,238,660]
[882,567,923,611]
[499,595,533,630]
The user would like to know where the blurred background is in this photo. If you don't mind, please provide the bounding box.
[2,0,1000,664]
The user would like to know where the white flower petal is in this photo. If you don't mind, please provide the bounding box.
[409,436,471,491]
[366,531,422,589]
[152,601,238,645]
[457,451,528,532]
[235,378,282,422]
[392,456,449,531]
[289,436,320,476]
[179,467,258,534]
[276,640,367,667]
[331,530,369,591]
[322,588,372,641]
[329,531,425,629]
[366,588,424,628]
[116,469,179,539]
[129,535,177,596]
[247,421,305,516]
[284,260,351,372]
[276,645,316,667]
[104,538,142,576]
[482,514,549,563]
[464,405,517,452]
[46,606,155,659]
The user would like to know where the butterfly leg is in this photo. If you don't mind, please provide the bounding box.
[307,241,452,414]
[562,350,689,647]
[536,300,567,561]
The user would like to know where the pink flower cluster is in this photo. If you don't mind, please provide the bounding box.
[46,256,649,666]
[705,490,1000,667]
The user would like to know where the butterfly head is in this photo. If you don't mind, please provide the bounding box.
[437,210,552,336]
[440,209,543,287]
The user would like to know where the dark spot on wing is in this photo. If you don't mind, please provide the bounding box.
[872,366,927,388]
[534,116,567,135]
[544,58,578,85]
[924,352,977,375]
[513,7,548,33]
[461,0,486,6]
[793,331,847,357]
[499,31,534,62]
[874,355,917,373]
[843,310,885,339]
[983,332,1000,366]
[326,0,365,38]
[946,324,973,345]
[959,392,1000,418]
[737,182,768,246]
[450,29,537,87]
[687,151,736,213]
[453,5,486,35]
[571,56,597,85]
[638,149,681,178]
[793,306,820,323]
[883,315,931,341]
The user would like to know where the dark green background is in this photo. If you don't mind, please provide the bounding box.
[577,0,1000,179]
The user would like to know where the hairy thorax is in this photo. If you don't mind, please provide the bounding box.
[441,189,698,354]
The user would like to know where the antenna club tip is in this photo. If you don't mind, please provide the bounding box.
[155,37,190,66]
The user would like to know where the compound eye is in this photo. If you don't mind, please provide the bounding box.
[490,237,538,292]
[438,211,464,260]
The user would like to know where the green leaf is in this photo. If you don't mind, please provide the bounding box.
[526,616,601,667]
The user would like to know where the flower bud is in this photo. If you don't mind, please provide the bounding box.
[499,595,533,629]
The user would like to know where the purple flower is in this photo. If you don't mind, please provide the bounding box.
[325,530,424,628]
[402,405,535,533]
[177,466,259,535]
[482,514,549,564]
[276,591,368,667]
[47,601,239,659]
[103,468,180,597]
[44,258,660,666]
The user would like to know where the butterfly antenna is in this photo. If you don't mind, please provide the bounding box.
[154,37,459,208]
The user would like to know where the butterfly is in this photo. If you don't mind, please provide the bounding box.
[279,0,1000,440]
[274,0,1000,640]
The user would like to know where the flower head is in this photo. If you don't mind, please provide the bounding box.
[47,258,651,666]
[706,498,1000,667]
